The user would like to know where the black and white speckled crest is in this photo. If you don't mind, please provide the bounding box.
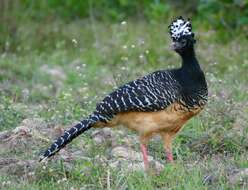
[169,16,193,41]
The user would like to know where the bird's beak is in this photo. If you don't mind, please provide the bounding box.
[170,41,182,50]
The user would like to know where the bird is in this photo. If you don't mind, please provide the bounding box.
[39,16,208,170]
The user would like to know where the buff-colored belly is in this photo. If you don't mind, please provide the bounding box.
[95,103,203,136]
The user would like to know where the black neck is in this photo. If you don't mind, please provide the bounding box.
[180,46,200,71]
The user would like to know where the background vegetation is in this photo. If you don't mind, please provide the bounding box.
[0,0,248,189]
[1,0,248,53]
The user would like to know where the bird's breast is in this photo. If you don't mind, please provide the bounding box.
[110,102,204,136]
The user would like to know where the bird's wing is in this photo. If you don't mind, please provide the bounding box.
[39,70,180,160]
[94,70,181,122]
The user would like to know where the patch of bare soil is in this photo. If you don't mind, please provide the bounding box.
[0,118,68,177]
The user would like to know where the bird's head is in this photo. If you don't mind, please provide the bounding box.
[169,16,196,54]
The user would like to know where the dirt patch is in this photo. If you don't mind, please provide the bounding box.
[228,168,248,187]
[0,158,37,176]
[0,118,68,177]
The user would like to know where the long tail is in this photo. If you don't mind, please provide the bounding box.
[39,113,101,162]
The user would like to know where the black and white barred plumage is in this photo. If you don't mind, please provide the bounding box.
[39,16,208,162]
[95,71,180,119]
[40,71,179,160]
[40,69,207,161]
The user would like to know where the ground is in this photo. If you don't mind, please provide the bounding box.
[0,20,248,190]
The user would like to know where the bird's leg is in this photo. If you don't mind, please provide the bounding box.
[161,132,175,162]
[140,143,149,170]
[140,136,150,170]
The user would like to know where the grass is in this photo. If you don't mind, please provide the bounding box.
[0,19,248,189]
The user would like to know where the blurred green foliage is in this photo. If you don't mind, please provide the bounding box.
[0,0,248,52]
[1,0,171,21]
[0,0,247,24]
